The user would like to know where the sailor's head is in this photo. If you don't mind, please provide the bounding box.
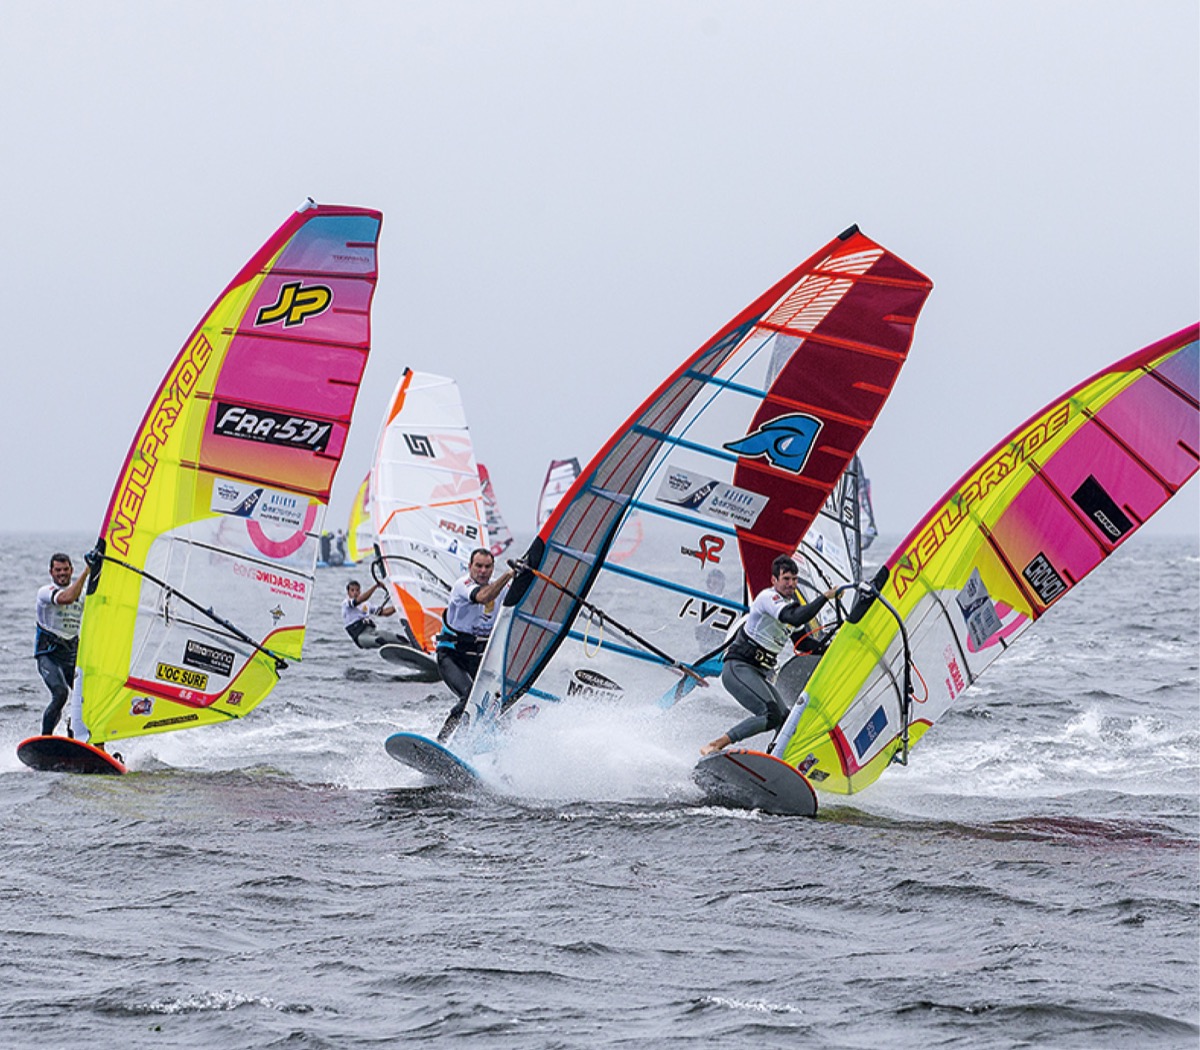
[770,555,799,598]
[468,548,495,585]
[346,580,362,599]
[49,553,72,586]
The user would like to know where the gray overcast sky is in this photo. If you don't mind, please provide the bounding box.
[2,0,1196,543]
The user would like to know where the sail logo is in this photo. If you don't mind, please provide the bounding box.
[943,645,965,700]
[110,334,213,555]
[255,281,332,328]
[1022,552,1067,605]
[404,433,436,457]
[1071,475,1134,541]
[852,705,889,759]
[724,413,823,474]
[213,403,332,451]
[254,569,306,598]
[891,403,1072,599]
[681,534,724,568]
[655,466,768,529]
[183,639,235,677]
[226,487,263,517]
[566,668,624,701]
[155,662,210,691]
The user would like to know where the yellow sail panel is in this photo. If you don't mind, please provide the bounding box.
[346,473,372,564]
[77,204,382,743]
[779,327,1199,793]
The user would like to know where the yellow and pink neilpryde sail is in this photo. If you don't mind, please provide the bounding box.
[777,324,1199,794]
[76,202,383,744]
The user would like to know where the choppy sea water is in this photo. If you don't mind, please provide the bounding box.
[1,530,1196,1050]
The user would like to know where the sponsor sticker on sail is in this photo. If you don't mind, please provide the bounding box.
[655,466,768,529]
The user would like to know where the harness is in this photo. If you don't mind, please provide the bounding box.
[34,625,77,666]
[725,627,777,670]
[345,618,374,642]
[436,622,487,659]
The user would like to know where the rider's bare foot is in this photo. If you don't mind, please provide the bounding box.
[700,735,731,757]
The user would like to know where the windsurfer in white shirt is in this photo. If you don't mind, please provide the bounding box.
[701,554,837,756]
[342,580,408,649]
[435,548,516,742]
[34,553,89,736]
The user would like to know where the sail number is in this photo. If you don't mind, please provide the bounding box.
[678,597,738,633]
[214,403,332,452]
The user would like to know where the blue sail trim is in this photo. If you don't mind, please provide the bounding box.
[564,630,703,674]
[630,424,739,464]
[600,560,748,610]
[545,540,598,568]
[681,369,768,400]
[627,498,739,538]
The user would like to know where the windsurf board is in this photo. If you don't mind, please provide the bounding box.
[379,644,441,681]
[17,736,127,776]
[384,731,481,788]
[693,748,817,816]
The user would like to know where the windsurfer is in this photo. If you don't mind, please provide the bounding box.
[701,555,837,756]
[34,553,89,736]
[343,580,408,649]
[435,548,516,742]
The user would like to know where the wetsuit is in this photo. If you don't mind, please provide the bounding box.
[436,573,505,741]
[719,587,830,749]
[35,583,84,736]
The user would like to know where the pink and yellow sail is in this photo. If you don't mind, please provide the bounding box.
[778,324,1200,793]
[77,202,382,743]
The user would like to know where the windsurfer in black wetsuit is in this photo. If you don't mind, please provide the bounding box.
[701,554,837,756]
[435,548,516,742]
[34,553,89,736]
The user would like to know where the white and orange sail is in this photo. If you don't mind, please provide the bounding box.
[370,370,491,652]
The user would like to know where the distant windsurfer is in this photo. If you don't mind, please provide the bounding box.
[435,548,516,742]
[343,580,409,649]
[701,555,837,756]
[34,553,89,736]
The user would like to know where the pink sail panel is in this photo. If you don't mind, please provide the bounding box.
[198,211,381,501]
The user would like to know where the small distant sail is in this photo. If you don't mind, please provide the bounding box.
[777,324,1200,794]
[345,473,373,564]
[371,370,490,652]
[536,458,581,529]
[459,228,932,742]
[478,463,515,557]
[77,203,383,743]
[858,459,878,551]
[791,455,872,645]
